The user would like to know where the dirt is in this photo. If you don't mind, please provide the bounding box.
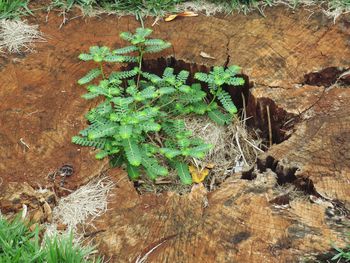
[0,5,350,263]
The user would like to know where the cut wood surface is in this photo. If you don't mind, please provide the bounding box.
[0,6,349,262]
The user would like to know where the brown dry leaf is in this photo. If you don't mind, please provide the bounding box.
[189,165,209,183]
[200,51,216,60]
[165,11,198,22]
[42,201,52,223]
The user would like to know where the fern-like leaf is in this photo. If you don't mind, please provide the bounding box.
[119,125,133,139]
[78,68,101,85]
[127,162,140,180]
[113,46,138,54]
[142,72,162,83]
[79,53,93,61]
[141,155,168,179]
[227,65,241,75]
[145,43,171,53]
[88,123,119,139]
[158,87,176,95]
[208,109,232,126]
[145,39,166,46]
[159,148,181,159]
[120,32,133,41]
[82,92,99,100]
[174,162,192,185]
[217,90,237,114]
[103,55,125,63]
[72,136,105,149]
[140,122,161,132]
[227,77,245,86]
[194,72,209,83]
[95,150,109,160]
[136,28,153,38]
[110,68,138,80]
[177,70,189,83]
[122,139,141,166]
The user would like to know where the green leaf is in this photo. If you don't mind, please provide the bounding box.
[140,122,161,132]
[227,77,245,86]
[144,43,171,53]
[227,65,241,75]
[72,136,105,149]
[81,92,99,100]
[119,125,132,139]
[145,39,166,46]
[174,162,192,185]
[136,27,153,38]
[141,155,168,179]
[113,46,138,54]
[158,87,176,95]
[217,90,237,114]
[78,68,101,85]
[122,139,141,166]
[208,109,232,126]
[120,32,133,41]
[194,72,209,82]
[104,55,125,63]
[95,150,109,160]
[127,162,140,181]
[88,123,119,139]
[78,53,93,61]
[159,148,181,159]
[178,85,191,93]
[186,144,213,159]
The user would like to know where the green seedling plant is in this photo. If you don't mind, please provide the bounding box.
[0,215,101,262]
[72,27,244,184]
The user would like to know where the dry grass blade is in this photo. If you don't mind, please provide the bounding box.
[0,20,45,53]
[185,114,265,190]
[45,176,115,240]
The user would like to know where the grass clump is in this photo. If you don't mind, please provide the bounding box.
[0,215,43,261]
[50,0,184,16]
[332,239,350,262]
[0,215,101,262]
[0,0,31,19]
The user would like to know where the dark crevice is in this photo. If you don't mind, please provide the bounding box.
[246,96,298,146]
[256,155,318,195]
[303,66,350,87]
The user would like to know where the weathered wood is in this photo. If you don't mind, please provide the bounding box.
[0,6,349,262]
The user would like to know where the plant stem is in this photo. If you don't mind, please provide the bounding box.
[136,50,144,89]
[100,62,105,79]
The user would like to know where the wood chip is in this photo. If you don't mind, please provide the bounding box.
[200,51,216,60]
[42,201,52,223]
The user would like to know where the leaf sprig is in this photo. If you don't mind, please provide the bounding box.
[73,27,244,185]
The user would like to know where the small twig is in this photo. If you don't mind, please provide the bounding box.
[266,105,272,148]
[135,240,166,263]
[19,138,30,149]
[152,16,160,27]
[241,93,247,127]
[243,138,264,153]
[235,132,248,166]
